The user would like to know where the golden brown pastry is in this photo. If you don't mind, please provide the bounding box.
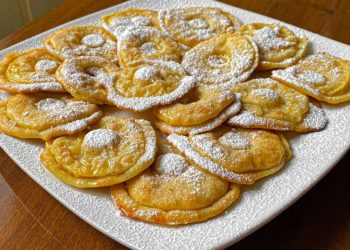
[40,116,157,188]
[272,52,350,104]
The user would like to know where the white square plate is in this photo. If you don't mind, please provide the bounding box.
[0,0,349,249]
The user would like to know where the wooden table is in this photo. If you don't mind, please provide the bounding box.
[0,0,349,249]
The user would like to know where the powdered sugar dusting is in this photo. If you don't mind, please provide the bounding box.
[83,128,119,148]
[37,98,65,111]
[190,134,225,159]
[251,88,280,101]
[272,66,321,96]
[104,14,152,37]
[159,8,240,42]
[167,134,253,184]
[218,130,250,149]
[0,90,11,103]
[35,60,58,72]
[36,110,102,138]
[0,57,63,92]
[45,29,117,62]
[228,102,328,132]
[153,153,206,196]
[134,66,159,81]
[252,26,296,52]
[228,110,293,130]
[301,103,328,130]
[139,42,157,55]
[155,153,189,175]
[59,57,196,111]
[0,1,349,249]
[36,98,93,119]
[297,70,326,85]
[0,82,64,92]
[81,34,106,47]
[208,55,227,68]
[182,35,259,89]
[156,94,241,135]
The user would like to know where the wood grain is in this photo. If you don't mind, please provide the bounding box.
[0,0,349,249]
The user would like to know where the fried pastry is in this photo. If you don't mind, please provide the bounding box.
[158,7,241,47]
[0,49,64,92]
[272,52,350,104]
[228,78,328,132]
[168,126,292,184]
[56,57,196,111]
[110,142,240,225]
[43,26,118,62]
[40,116,157,188]
[182,33,259,88]
[0,93,102,140]
[154,90,241,135]
[102,9,160,37]
[153,86,235,126]
[117,27,187,67]
[239,23,308,70]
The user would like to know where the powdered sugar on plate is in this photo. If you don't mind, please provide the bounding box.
[299,103,328,130]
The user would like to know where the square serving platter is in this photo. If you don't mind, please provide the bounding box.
[0,0,350,249]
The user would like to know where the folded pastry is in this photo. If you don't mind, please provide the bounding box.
[159,7,241,47]
[228,78,328,132]
[272,52,350,104]
[154,87,241,135]
[110,139,240,225]
[0,48,64,92]
[40,116,157,188]
[0,93,102,140]
[117,27,187,67]
[43,26,118,63]
[102,9,160,37]
[239,23,308,70]
[168,126,292,184]
[182,33,259,88]
[56,57,196,111]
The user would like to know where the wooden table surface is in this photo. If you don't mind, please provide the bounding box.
[0,0,349,249]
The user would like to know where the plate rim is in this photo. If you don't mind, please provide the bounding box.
[0,0,349,249]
